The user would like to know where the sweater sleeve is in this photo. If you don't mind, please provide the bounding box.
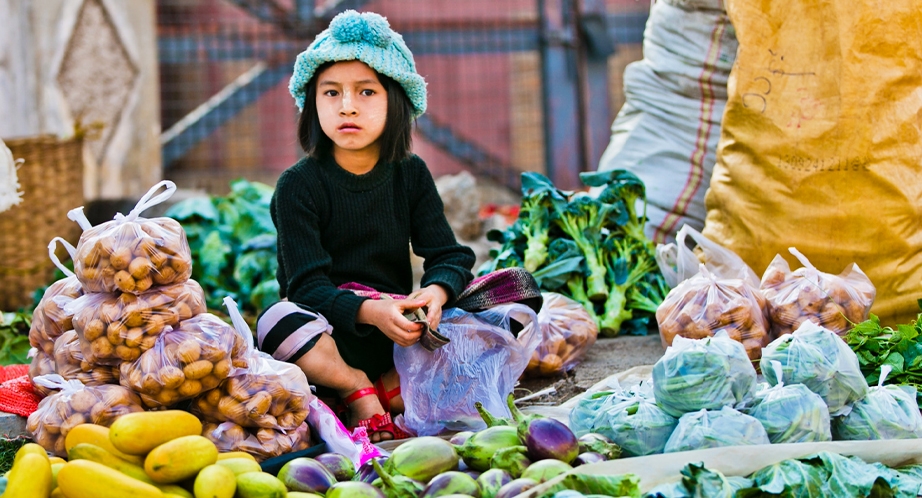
[272,168,371,336]
[408,157,476,303]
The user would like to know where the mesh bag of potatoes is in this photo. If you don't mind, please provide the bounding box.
[29,239,85,356]
[192,296,313,430]
[523,292,599,377]
[26,374,144,456]
[657,264,771,360]
[67,279,207,366]
[53,330,120,386]
[761,248,876,337]
[29,349,57,398]
[202,421,312,462]
[119,313,249,408]
[69,181,192,294]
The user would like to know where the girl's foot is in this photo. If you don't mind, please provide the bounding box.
[375,369,404,413]
[342,386,409,442]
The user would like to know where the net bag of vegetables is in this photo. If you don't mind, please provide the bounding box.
[833,365,922,440]
[119,313,249,408]
[29,238,84,356]
[663,406,770,453]
[28,349,57,398]
[68,181,192,294]
[202,421,312,462]
[745,360,831,443]
[760,320,868,416]
[652,334,757,418]
[395,303,540,435]
[192,297,313,431]
[523,292,599,377]
[67,279,207,365]
[761,247,876,337]
[53,330,120,386]
[572,385,678,457]
[569,389,636,437]
[26,374,144,456]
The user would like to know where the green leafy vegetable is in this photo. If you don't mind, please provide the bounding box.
[0,312,32,365]
[845,312,922,403]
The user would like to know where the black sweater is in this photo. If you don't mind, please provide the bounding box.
[271,153,475,379]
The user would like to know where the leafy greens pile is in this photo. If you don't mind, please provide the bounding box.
[165,179,279,319]
[479,170,667,336]
[845,310,922,403]
[0,312,31,365]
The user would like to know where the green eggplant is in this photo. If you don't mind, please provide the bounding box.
[520,459,573,483]
[454,426,522,472]
[385,436,459,483]
[419,471,481,498]
[477,469,512,498]
[577,433,622,460]
[489,446,530,479]
[475,401,512,427]
[372,458,425,498]
[506,393,542,441]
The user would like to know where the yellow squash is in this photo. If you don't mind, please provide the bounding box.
[216,451,257,462]
[4,452,52,498]
[214,457,261,476]
[193,464,236,498]
[145,435,218,484]
[57,459,163,498]
[68,442,154,484]
[109,410,203,455]
[65,423,146,465]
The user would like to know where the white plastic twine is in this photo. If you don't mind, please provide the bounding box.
[48,237,77,278]
[878,365,892,389]
[223,296,255,351]
[66,206,92,231]
[32,374,84,394]
[116,180,177,223]
[771,360,785,388]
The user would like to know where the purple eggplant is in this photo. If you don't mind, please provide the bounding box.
[327,481,387,498]
[315,452,356,482]
[385,436,459,483]
[420,471,481,498]
[463,470,482,480]
[455,425,522,472]
[573,451,606,467]
[489,446,530,479]
[372,458,426,498]
[477,469,512,498]
[277,457,338,494]
[507,395,578,464]
[475,401,512,427]
[577,433,621,460]
[520,459,572,483]
[494,478,539,498]
[355,456,387,484]
[450,431,476,446]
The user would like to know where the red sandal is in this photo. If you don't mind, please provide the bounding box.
[343,387,411,440]
[374,376,402,413]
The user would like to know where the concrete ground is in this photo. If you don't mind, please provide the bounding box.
[515,334,666,406]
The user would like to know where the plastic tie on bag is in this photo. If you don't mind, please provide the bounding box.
[47,237,77,278]
[32,374,84,396]
[116,180,177,224]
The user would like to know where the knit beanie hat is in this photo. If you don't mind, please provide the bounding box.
[289,10,427,117]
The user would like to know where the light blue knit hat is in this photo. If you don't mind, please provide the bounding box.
[289,10,427,117]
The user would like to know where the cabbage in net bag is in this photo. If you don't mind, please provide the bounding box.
[119,313,249,408]
[29,238,84,356]
[663,406,770,453]
[68,279,207,366]
[760,320,868,416]
[657,264,770,360]
[27,375,144,456]
[833,365,922,440]
[761,248,876,337]
[68,181,192,294]
[653,334,757,418]
[745,360,831,443]
[572,385,678,457]
[395,303,540,436]
[202,421,312,462]
[523,292,598,377]
[191,298,313,431]
[53,330,120,386]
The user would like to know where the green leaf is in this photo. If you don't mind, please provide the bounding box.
[165,196,219,222]
[545,472,641,498]
[531,256,584,290]
[883,352,906,375]
[748,458,826,497]
[198,230,233,281]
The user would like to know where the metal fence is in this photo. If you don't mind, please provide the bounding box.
[157,0,649,194]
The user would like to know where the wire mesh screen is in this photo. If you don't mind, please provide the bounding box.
[157,0,649,194]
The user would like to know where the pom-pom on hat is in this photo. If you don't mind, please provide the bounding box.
[289,10,427,117]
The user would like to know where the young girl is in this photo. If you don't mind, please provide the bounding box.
[257,10,475,442]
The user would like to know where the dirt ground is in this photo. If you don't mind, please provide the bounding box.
[514,334,666,406]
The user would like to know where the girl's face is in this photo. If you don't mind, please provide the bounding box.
[315,61,388,161]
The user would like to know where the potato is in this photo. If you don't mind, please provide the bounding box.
[202,421,312,462]
[28,276,84,352]
[538,354,563,376]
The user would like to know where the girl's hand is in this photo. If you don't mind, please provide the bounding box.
[357,298,427,347]
[408,285,450,331]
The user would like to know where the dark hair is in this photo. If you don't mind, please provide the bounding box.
[297,62,415,164]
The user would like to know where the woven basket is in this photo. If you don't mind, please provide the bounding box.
[0,136,84,310]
